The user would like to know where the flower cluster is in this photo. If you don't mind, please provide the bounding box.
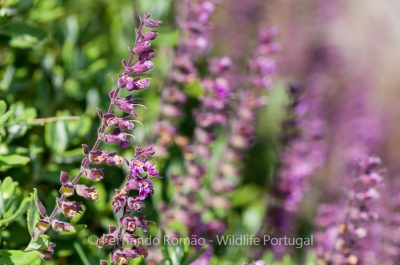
[154,0,216,156]
[161,57,233,240]
[213,28,279,194]
[98,146,158,264]
[32,14,160,265]
[315,156,384,265]
[265,47,331,258]
[276,82,326,213]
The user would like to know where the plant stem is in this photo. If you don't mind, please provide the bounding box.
[34,21,143,240]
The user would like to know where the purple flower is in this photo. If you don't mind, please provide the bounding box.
[133,216,148,232]
[119,74,150,91]
[84,168,104,182]
[35,218,50,233]
[134,146,155,157]
[138,179,154,200]
[32,14,160,264]
[130,60,153,74]
[213,77,231,98]
[100,129,131,149]
[143,160,158,176]
[139,49,156,61]
[51,219,75,232]
[60,201,82,218]
[119,214,137,233]
[114,96,138,116]
[125,178,154,200]
[127,197,145,211]
[133,40,151,54]
[39,242,55,260]
[143,31,158,40]
[315,156,385,264]
[75,184,98,200]
[98,233,117,248]
[210,57,232,74]
[59,171,75,197]
[89,150,124,166]
[112,189,127,213]
[111,248,141,265]
[143,16,162,28]
[103,114,134,130]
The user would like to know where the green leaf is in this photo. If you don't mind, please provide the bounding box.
[45,120,68,153]
[0,110,12,126]
[73,242,90,265]
[242,201,266,234]
[231,185,264,207]
[0,100,7,114]
[26,188,40,237]
[183,81,204,98]
[0,197,30,227]
[25,234,50,251]
[0,250,41,265]
[2,21,47,48]
[182,246,206,265]
[169,245,185,265]
[128,257,144,265]
[0,176,30,226]
[0,154,30,166]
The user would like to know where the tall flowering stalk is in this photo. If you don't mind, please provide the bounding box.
[162,27,279,248]
[31,14,161,265]
[212,27,280,196]
[161,57,233,239]
[263,46,334,258]
[153,0,216,156]
[313,80,385,265]
[315,156,384,265]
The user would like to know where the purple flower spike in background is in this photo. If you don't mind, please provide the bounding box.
[315,156,385,265]
[152,0,216,157]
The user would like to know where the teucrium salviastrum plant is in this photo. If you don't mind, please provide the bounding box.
[30,14,161,265]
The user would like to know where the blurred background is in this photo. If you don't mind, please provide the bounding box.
[1,0,400,264]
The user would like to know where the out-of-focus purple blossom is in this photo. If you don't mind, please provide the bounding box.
[212,28,279,197]
[315,156,385,265]
[153,0,216,157]
[248,27,280,89]
[161,56,233,245]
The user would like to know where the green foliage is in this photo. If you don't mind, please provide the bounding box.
[0,250,41,265]
[0,177,30,228]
